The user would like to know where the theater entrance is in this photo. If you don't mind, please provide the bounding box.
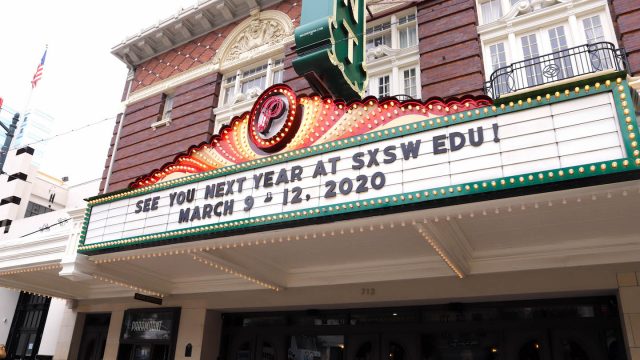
[220,296,626,360]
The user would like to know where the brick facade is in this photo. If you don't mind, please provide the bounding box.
[417,0,486,99]
[610,0,640,76]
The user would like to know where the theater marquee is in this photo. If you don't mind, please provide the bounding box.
[79,76,640,253]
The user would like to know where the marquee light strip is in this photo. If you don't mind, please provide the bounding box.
[86,186,640,264]
[0,264,62,277]
[414,224,465,279]
[0,285,70,300]
[92,274,164,298]
[191,254,281,291]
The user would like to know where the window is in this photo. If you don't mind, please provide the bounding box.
[548,26,573,79]
[481,0,503,24]
[222,75,237,106]
[397,14,417,48]
[161,93,174,120]
[583,15,605,44]
[582,15,612,70]
[403,68,418,98]
[521,34,543,86]
[24,201,52,218]
[378,75,390,97]
[366,21,391,49]
[365,9,420,100]
[489,43,509,95]
[219,58,284,108]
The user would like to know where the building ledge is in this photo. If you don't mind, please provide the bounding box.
[111,0,283,67]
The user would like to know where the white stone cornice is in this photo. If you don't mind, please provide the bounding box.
[112,0,285,67]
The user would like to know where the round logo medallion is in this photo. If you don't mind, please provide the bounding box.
[248,85,301,153]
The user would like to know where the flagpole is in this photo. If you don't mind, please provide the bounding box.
[17,44,47,148]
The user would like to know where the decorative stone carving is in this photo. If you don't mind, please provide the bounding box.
[367,45,404,61]
[226,19,285,62]
[214,10,294,68]
[505,0,570,19]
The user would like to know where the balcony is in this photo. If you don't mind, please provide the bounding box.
[484,42,628,99]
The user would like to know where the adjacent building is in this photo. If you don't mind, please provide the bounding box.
[1,0,640,359]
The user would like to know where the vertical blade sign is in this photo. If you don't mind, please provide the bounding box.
[293,0,367,101]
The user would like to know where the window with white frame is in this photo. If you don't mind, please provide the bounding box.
[378,75,391,97]
[488,43,509,95]
[480,0,503,24]
[521,33,543,86]
[397,14,417,48]
[365,8,421,100]
[366,21,391,50]
[548,25,573,79]
[402,68,418,98]
[583,15,605,44]
[161,93,174,120]
[218,58,284,107]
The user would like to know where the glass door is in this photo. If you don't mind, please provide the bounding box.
[6,293,50,360]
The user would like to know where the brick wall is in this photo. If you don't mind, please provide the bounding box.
[105,74,221,191]
[610,0,640,76]
[417,0,485,99]
[102,1,301,192]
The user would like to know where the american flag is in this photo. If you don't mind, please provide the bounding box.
[31,46,47,89]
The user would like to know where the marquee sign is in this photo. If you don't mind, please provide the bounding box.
[78,76,640,254]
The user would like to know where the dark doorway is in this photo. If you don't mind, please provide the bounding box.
[77,313,111,360]
[6,292,51,360]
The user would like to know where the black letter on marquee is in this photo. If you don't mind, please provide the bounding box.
[290,166,303,182]
[313,160,328,178]
[135,200,143,214]
[202,204,213,219]
[401,140,421,159]
[468,126,484,147]
[328,156,340,174]
[383,145,397,164]
[449,132,466,152]
[366,148,380,167]
[178,208,191,224]
[352,152,365,170]
[433,135,447,154]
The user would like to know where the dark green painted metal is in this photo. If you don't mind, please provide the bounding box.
[293,0,367,101]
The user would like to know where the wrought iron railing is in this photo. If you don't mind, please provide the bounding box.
[484,42,628,99]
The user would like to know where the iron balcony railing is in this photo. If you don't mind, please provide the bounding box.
[484,41,628,99]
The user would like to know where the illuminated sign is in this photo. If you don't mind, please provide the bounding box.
[78,77,640,253]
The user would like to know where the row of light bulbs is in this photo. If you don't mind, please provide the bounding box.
[90,186,640,265]
[92,274,164,298]
[192,254,281,291]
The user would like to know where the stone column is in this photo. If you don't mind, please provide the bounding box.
[618,272,640,359]
[102,309,124,360]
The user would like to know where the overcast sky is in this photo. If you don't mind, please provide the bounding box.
[0,1,194,185]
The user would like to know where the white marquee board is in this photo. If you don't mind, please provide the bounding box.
[83,92,627,248]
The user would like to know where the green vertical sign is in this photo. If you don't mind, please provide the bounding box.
[293,0,367,101]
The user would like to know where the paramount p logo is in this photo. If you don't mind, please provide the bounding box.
[293,0,367,101]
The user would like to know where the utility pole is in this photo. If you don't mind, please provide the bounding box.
[0,112,20,175]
